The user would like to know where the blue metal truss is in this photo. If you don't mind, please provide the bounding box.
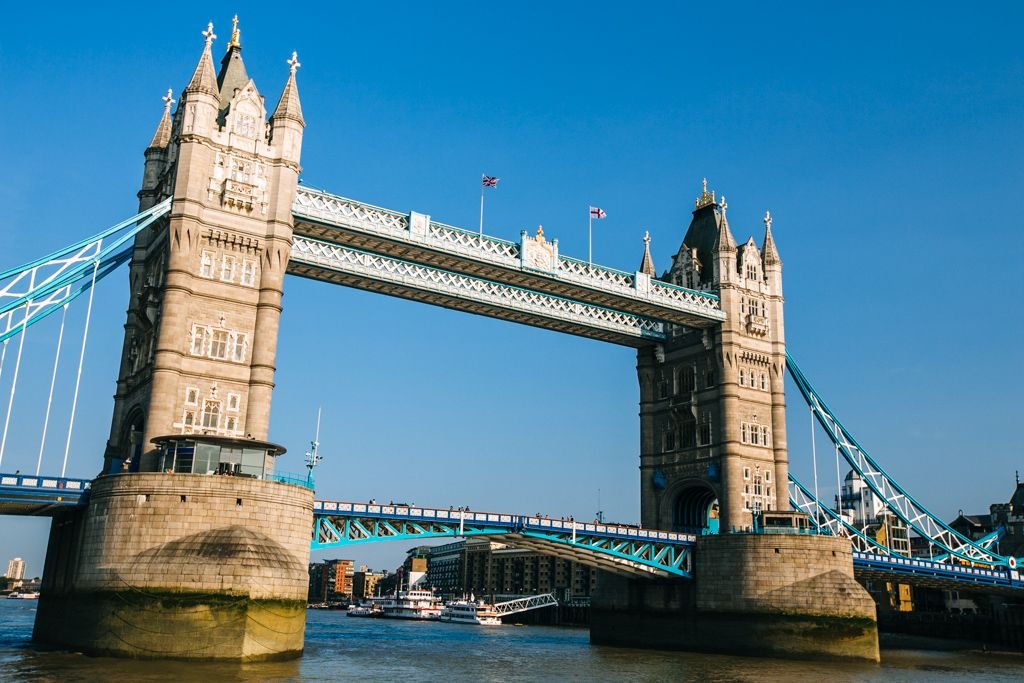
[312,500,693,578]
[0,199,171,343]
[787,353,1015,570]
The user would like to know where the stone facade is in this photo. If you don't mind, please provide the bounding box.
[104,21,304,473]
[639,184,787,533]
[34,473,313,660]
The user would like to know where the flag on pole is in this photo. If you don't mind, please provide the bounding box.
[589,206,607,220]
[482,175,499,188]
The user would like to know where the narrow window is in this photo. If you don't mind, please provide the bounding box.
[185,387,199,405]
[221,255,236,282]
[227,393,240,412]
[741,423,748,443]
[199,250,216,278]
[190,325,208,356]
[232,333,248,363]
[241,260,257,287]
[739,369,747,386]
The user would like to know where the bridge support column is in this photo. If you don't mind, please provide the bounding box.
[591,534,879,662]
[33,473,312,661]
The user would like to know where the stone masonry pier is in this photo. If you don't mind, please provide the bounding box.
[34,473,313,661]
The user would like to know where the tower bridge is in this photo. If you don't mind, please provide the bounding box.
[0,18,1018,663]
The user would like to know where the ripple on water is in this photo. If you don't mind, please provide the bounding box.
[1,602,1023,682]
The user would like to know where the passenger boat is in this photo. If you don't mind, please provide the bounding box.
[346,604,381,618]
[7,591,39,599]
[439,599,502,626]
[379,589,443,620]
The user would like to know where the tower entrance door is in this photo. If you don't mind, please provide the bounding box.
[673,484,719,535]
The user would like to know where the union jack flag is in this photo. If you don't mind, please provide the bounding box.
[589,206,607,219]
[482,175,499,188]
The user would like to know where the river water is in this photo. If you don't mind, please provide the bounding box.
[1,601,1023,682]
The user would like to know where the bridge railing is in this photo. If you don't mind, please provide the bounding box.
[312,500,696,545]
[853,550,1023,590]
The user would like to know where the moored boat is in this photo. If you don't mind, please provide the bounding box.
[379,589,443,620]
[439,599,502,626]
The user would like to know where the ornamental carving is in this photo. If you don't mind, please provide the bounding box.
[210,153,268,214]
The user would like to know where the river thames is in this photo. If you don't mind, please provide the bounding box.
[2,601,1023,681]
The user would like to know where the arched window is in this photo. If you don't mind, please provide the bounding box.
[202,401,221,430]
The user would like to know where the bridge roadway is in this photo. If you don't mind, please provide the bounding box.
[3,473,1022,592]
[289,187,724,346]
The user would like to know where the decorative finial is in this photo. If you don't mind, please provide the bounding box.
[536,225,544,239]
[719,195,727,214]
[695,178,716,209]
[643,230,651,246]
[763,210,772,231]
[162,88,175,113]
[202,22,216,47]
[228,15,241,48]
[287,51,302,75]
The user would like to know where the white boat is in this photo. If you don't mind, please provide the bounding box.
[7,591,39,599]
[346,605,380,618]
[379,589,443,620]
[439,599,502,626]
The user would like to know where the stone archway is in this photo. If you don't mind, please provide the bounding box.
[672,483,720,535]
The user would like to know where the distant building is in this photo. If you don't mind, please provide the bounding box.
[5,558,25,588]
[307,559,355,603]
[352,570,387,600]
[423,539,598,601]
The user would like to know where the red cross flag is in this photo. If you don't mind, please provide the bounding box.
[589,206,607,220]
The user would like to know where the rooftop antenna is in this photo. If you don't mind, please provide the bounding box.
[305,407,322,485]
[596,487,604,524]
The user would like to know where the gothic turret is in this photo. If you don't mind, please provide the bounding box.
[180,23,221,138]
[270,52,305,164]
[638,231,656,276]
[140,89,174,206]
[761,211,782,293]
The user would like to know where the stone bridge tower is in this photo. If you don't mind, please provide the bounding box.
[104,18,304,472]
[638,181,787,533]
[35,21,315,662]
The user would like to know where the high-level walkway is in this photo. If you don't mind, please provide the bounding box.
[290,188,723,345]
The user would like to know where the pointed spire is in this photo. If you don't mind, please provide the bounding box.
[713,195,737,254]
[216,17,249,110]
[762,210,781,265]
[639,231,656,276]
[184,22,219,96]
[147,89,174,149]
[272,52,305,126]
[227,14,241,50]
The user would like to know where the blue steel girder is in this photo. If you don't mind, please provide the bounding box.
[288,237,667,347]
[0,472,91,516]
[291,187,724,329]
[786,353,1013,569]
[311,500,694,579]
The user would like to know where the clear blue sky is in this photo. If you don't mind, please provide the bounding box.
[1,2,1022,576]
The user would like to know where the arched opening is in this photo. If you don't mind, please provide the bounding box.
[673,484,719,535]
[119,407,145,473]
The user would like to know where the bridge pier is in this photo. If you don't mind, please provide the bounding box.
[33,473,312,661]
[591,533,879,662]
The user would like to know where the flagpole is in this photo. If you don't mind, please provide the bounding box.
[588,210,593,265]
[479,182,485,235]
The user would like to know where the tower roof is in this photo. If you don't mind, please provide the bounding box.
[271,52,305,126]
[638,231,656,276]
[147,89,175,149]
[762,210,781,265]
[681,180,735,274]
[184,23,219,97]
[217,17,250,113]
